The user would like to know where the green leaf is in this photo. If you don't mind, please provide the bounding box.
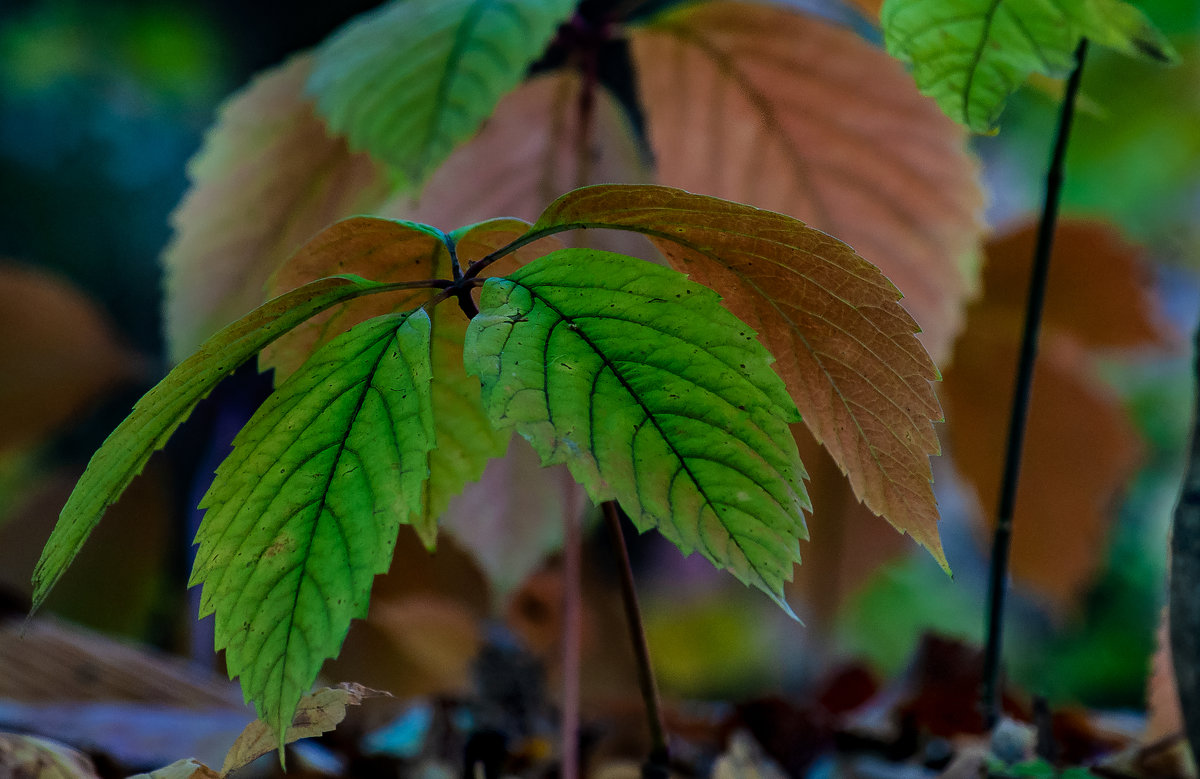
[31,275,402,611]
[191,309,435,746]
[503,184,947,572]
[308,0,578,191]
[882,0,1178,132]
[464,249,810,612]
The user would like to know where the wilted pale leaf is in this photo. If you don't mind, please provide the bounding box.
[0,734,100,779]
[0,264,140,453]
[943,220,1171,609]
[630,0,983,363]
[222,683,388,774]
[465,249,809,611]
[309,0,578,190]
[883,0,1176,132]
[193,311,434,743]
[34,275,397,611]
[164,55,390,360]
[524,185,947,569]
[130,759,219,779]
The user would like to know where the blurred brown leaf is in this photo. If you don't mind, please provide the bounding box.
[786,428,911,624]
[943,219,1173,610]
[441,436,587,605]
[1149,607,1184,742]
[326,530,490,700]
[0,461,173,638]
[0,264,140,454]
[163,54,390,360]
[630,0,983,364]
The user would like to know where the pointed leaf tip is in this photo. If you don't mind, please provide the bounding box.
[192,309,435,745]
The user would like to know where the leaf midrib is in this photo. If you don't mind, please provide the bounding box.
[510,277,773,582]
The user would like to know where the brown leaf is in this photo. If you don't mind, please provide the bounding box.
[377,71,652,255]
[327,530,490,699]
[0,733,101,779]
[943,219,1170,609]
[441,436,588,604]
[532,184,947,568]
[1148,607,1184,742]
[0,264,140,453]
[130,759,221,779]
[0,615,242,707]
[259,217,451,380]
[220,683,389,774]
[983,220,1174,350]
[163,54,390,361]
[785,427,912,625]
[630,0,983,364]
[0,462,173,638]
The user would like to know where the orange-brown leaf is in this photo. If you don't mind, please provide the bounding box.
[942,219,1169,609]
[982,219,1174,350]
[375,71,651,256]
[630,0,983,363]
[532,185,946,567]
[259,217,450,380]
[0,264,141,454]
[163,55,390,361]
[1147,607,1183,741]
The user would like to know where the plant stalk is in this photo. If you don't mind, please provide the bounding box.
[602,501,670,773]
[981,38,1089,729]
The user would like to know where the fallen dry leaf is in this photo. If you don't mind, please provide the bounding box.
[630,0,983,364]
[0,263,140,454]
[0,733,101,779]
[943,219,1173,609]
[162,54,390,361]
[221,683,388,774]
[130,759,220,779]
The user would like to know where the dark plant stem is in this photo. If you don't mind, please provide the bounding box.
[1170,319,1200,758]
[602,501,670,774]
[561,504,583,779]
[981,38,1089,729]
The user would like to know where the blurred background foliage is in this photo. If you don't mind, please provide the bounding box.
[0,0,1198,729]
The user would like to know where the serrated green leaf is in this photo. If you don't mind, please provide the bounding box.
[464,249,809,612]
[191,309,435,747]
[882,0,1177,132]
[31,275,402,611]
[501,183,947,571]
[308,0,578,191]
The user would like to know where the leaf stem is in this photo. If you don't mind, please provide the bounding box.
[602,500,669,774]
[980,38,1089,729]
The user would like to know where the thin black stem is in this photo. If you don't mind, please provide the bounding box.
[981,38,1089,729]
[602,501,669,772]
